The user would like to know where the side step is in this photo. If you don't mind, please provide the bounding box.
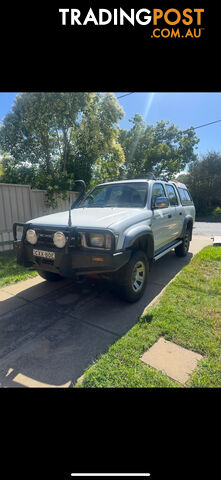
[154,240,183,262]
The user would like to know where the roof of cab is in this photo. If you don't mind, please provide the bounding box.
[98,178,187,188]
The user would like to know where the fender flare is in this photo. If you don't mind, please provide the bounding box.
[123,225,154,259]
[181,215,194,240]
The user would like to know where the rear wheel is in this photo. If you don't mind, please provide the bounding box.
[175,229,190,257]
[115,250,148,302]
[37,270,64,281]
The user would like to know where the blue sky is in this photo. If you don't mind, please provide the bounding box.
[116,92,221,157]
[0,92,221,158]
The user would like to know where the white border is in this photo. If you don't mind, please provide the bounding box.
[71,474,151,477]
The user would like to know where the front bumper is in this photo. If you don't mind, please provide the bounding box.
[14,242,131,277]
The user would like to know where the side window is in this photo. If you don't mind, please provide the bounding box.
[178,188,193,205]
[165,184,179,206]
[178,188,186,204]
[151,183,166,207]
[184,189,192,202]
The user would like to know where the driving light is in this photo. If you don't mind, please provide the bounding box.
[26,229,38,245]
[89,233,105,248]
[16,225,24,241]
[53,231,66,248]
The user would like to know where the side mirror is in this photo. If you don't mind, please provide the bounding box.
[153,196,169,209]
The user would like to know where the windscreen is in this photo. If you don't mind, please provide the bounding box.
[80,183,148,208]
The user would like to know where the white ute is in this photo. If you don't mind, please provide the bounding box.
[13,177,195,302]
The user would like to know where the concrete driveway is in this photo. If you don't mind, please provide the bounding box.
[0,234,212,388]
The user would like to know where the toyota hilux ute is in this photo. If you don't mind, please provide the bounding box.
[13,178,195,302]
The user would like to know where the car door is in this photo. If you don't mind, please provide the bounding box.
[164,183,182,240]
[150,182,172,251]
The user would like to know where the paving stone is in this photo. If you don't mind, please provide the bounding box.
[190,235,213,253]
[11,373,72,388]
[0,290,14,301]
[1,276,44,295]
[56,293,80,305]
[0,302,63,359]
[1,276,72,301]
[0,314,118,387]
[0,290,27,315]
[72,282,162,336]
[140,337,203,384]
[32,278,106,316]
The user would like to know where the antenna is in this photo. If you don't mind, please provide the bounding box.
[68,191,72,227]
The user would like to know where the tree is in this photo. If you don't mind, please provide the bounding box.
[0,93,90,169]
[176,151,221,216]
[0,92,124,201]
[119,116,199,178]
[91,141,125,185]
[0,159,3,178]
[67,93,125,186]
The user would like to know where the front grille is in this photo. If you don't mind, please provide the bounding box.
[37,232,55,247]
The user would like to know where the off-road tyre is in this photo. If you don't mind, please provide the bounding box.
[114,249,148,302]
[175,229,190,257]
[37,270,64,282]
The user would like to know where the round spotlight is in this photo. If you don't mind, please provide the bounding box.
[53,231,66,248]
[26,229,38,245]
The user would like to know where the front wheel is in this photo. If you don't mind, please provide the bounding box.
[37,270,64,282]
[115,250,148,302]
[175,229,190,257]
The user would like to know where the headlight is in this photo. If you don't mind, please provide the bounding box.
[85,232,113,249]
[89,233,105,248]
[26,229,38,245]
[53,231,66,248]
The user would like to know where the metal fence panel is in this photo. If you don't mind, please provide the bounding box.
[0,183,78,251]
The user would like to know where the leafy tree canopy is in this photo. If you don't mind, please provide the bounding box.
[0,92,124,202]
[119,115,199,178]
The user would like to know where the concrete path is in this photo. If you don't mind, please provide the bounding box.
[0,234,212,388]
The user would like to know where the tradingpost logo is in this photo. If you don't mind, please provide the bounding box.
[58,8,205,39]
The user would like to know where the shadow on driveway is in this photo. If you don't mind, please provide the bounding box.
[0,249,194,388]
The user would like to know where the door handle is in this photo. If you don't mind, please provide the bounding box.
[168,214,172,218]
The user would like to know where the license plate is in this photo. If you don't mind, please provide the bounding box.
[33,249,55,260]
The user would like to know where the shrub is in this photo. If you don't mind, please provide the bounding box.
[212,206,221,217]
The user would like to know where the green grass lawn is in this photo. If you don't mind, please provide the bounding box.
[0,250,38,288]
[75,245,221,388]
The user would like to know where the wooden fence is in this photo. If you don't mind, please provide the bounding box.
[0,183,78,252]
